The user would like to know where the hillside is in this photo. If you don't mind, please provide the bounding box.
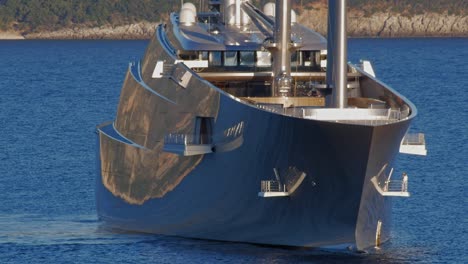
[0,0,467,39]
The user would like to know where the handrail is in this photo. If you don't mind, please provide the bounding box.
[383,180,408,192]
[302,108,405,121]
[260,180,286,193]
[164,133,213,145]
[165,121,245,146]
[402,133,425,145]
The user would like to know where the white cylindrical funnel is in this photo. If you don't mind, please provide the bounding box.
[263,2,275,17]
[180,8,196,25]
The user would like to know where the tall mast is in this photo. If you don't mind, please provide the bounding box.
[326,0,348,108]
[235,0,241,26]
[272,0,292,97]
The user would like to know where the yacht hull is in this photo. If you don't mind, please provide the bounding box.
[96,90,410,249]
[95,7,415,250]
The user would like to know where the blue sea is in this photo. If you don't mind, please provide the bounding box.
[0,38,466,263]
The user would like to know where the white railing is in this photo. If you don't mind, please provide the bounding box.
[164,133,188,145]
[164,133,212,145]
[260,180,286,193]
[402,133,425,145]
[383,180,408,193]
[371,167,410,197]
[253,103,411,125]
[302,108,404,121]
[299,108,411,125]
[256,104,284,114]
[165,122,244,146]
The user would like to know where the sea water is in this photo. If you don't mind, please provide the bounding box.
[0,38,466,263]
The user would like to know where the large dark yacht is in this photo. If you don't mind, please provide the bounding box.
[96,0,426,250]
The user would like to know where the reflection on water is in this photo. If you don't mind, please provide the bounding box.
[0,214,430,263]
[0,214,148,246]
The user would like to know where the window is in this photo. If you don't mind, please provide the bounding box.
[291,51,299,67]
[209,51,222,66]
[239,51,255,66]
[224,51,238,66]
[314,51,321,67]
[200,51,209,60]
[303,51,312,66]
[256,51,271,67]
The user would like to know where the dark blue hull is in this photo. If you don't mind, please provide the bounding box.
[95,24,414,250]
[96,89,410,249]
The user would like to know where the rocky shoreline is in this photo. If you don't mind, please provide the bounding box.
[2,11,467,40]
[22,22,157,40]
[299,10,468,37]
[0,31,25,40]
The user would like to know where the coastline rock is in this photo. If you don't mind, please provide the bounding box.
[299,10,468,37]
[19,11,468,40]
[24,22,158,40]
[0,31,25,40]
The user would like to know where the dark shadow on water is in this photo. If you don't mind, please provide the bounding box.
[97,222,421,263]
[0,214,429,262]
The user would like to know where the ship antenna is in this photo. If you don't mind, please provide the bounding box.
[326,0,348,108]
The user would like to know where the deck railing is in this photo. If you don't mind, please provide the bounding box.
[165,122,244,147]
[383,180,408,193]
[256,103,284,114]
[253,102,409,125]
[301,108,405,121]
[164,134,212,145]
[402,133,425,145]
[260,180,286,193]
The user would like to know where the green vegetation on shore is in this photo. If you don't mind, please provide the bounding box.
[0,0,176,31]
[0,0,466,33]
